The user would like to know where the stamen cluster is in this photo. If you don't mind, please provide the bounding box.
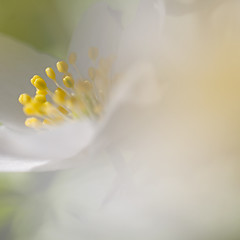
[19,47,116,129]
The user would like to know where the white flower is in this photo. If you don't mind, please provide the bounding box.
[2,0,240,239]
[0,0,165,171]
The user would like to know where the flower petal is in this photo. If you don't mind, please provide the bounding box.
[117,0,165,69]
[0,120,96,171]
[108,0,165,106]
[69,2,122,77]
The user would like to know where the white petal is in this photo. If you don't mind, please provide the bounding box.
[0,154,48,172]
[69,2,122,76]
[108,0,166,106]
[0,120,96,171]
[0,33,55,128]
[117,0,165,69]
[107,62,166,110]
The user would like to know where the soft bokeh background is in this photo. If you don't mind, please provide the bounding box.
[0,0,140,239]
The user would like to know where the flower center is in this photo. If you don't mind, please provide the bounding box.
[19,47,116,129]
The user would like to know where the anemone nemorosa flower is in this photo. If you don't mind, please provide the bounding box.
[1,0,240,239]
[0,0,165,171]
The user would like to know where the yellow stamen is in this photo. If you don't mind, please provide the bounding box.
[19,94,31,105]
[45,67,56,81]
[57,106,68,115]
[32,77,48,90]
[20,47,116,129]
[75,80,92,93]
[31,75,39,85]
[23,102,41,116]
[34,94,46,104]
[43,118,53,126]
[52,88,67,105]
[42,102,54,115]
[36,89,48,96]
[56,61,68,73]
[63,75,74,88]
[25,117,42,128]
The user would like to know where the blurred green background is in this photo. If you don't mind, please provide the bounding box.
[0,173,55,240]
[0,0,139,58]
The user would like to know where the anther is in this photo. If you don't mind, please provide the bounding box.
[75,80,92,93]
[25,117,42,128]
[42,102,54,115]
[31,75,40,85]
[45,67,56,81]
[36,89,48,96]
[63,75,74,88]
[66,96,78,110]
[23,102,40,116]
[52,88,67,105]
[56,61,68,73]
[69,52,77,65]
[32,77,48,90]
[34,94,47,103]
[19,94,31,105]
